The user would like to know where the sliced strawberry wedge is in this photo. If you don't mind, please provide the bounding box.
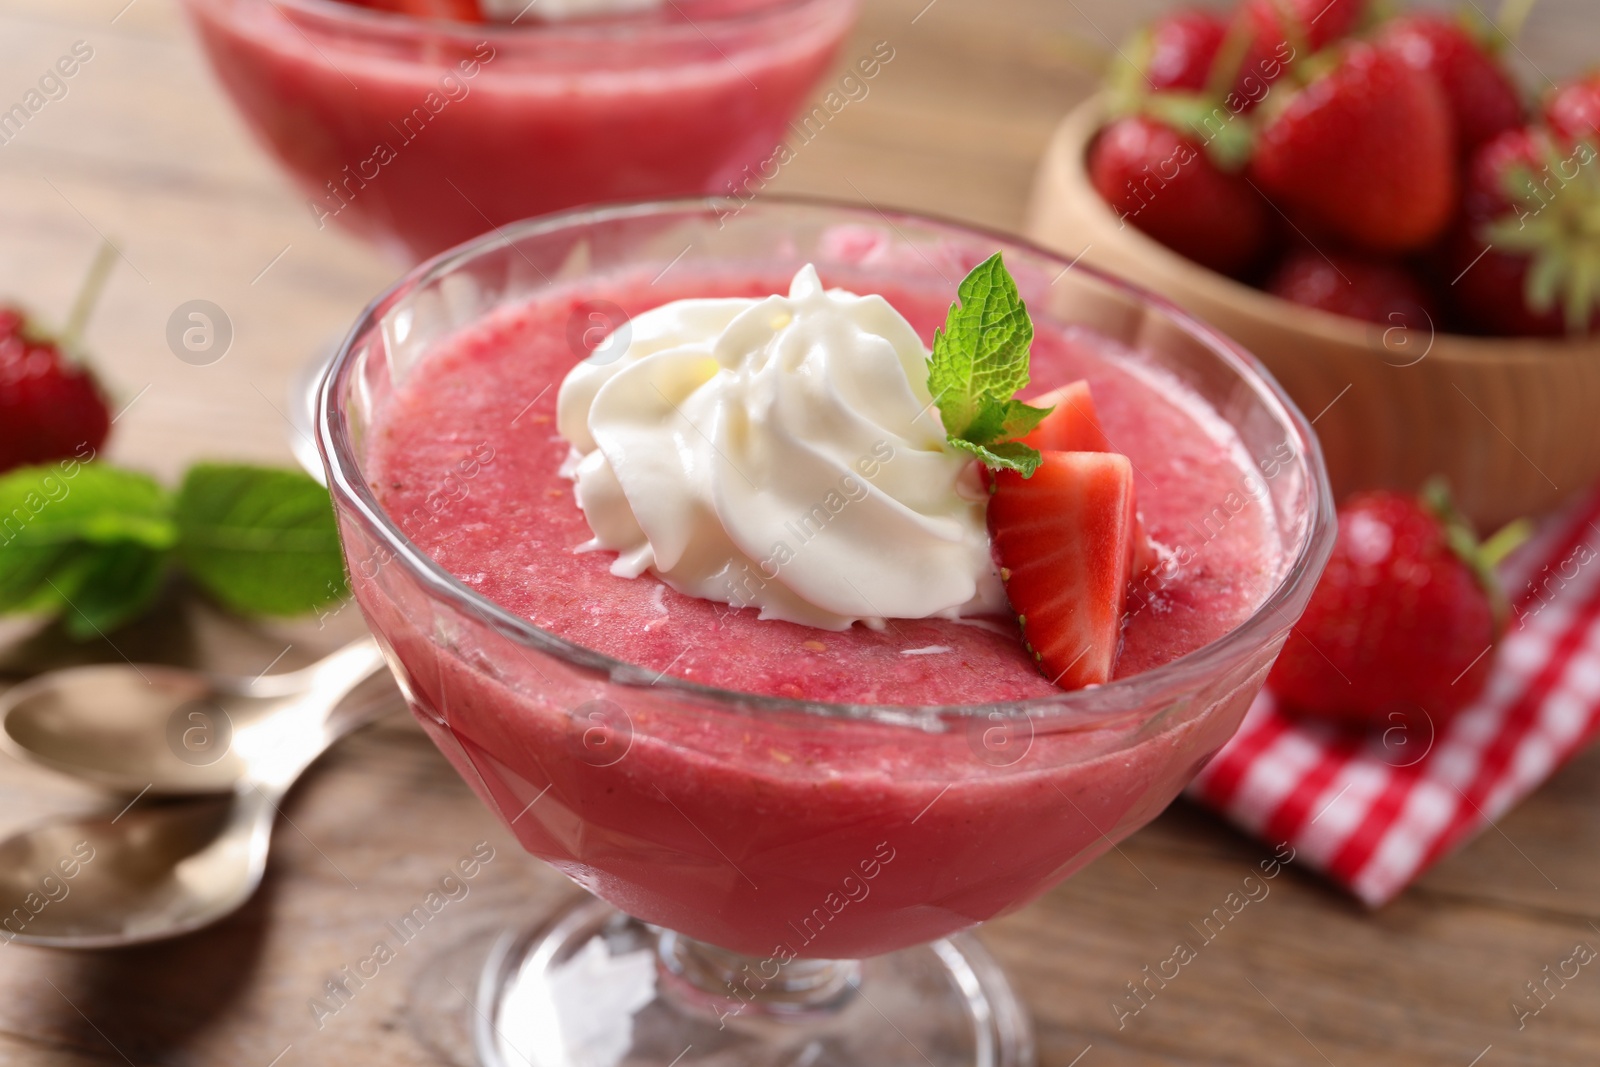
[1020,380,1113,453]
[988,450,1136,690]
[1021,381,1155,577]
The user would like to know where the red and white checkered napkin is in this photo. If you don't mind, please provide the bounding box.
[1186,484,1600,907]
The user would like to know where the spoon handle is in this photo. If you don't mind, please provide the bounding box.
[248,637,392,794]
[301,636,389,712]
[241,634,385,699]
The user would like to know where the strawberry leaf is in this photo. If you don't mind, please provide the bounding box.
[1105,27,1154,118]
[1142,93,1255,172]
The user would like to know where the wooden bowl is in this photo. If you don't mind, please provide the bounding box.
[1026,98,1600,530]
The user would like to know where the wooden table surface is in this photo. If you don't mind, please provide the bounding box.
[2,0,1599,1064]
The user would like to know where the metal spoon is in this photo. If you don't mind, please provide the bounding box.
[0,638,393,948]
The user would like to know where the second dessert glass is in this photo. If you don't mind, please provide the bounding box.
[317,198,1335,1066]
[182,0,860,262]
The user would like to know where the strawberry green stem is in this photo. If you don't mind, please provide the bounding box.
[1496,0,1540,44]
[1203,10,1255,102]
[1269,0,1314,88]
[1481,518,1535,568]
[1360,0,1399,32]
[62,240,118,355]
[1423,476,1526,631]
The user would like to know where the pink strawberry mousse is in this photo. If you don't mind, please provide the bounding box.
[354,267,1285,957]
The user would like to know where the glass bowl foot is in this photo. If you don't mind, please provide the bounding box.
[475,895,1035,1067]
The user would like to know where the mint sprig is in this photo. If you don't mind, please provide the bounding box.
[0,464,174,637]
[0,460,346,638]
[927,253,1052,477]
[175,464,348,618]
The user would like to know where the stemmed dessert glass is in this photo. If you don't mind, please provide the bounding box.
[317,197,1335,1066]
[181,0,860,262]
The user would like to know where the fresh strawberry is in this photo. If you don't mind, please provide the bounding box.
[1021,381,1156,578]
[1545,70,1600,141]
[1448,125,1600,336]
[1265,247,1437,330]
[1241,0,1368,54]
[1442,230,1568,336]
[0,311,111,473]
[1107,9,1228,121]
[1089,116,1274,277]
[1140,8,1231,93]
[1231,0,1369,96]
[1379,12,1525,156]
[0,247,117,473]
[1460,125,1543,221]
[1249,41,1457,253]
[988,450,1137,690]
[1268,485,1521,726]
[341,0,484,20]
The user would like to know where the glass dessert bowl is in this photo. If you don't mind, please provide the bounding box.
[317,197,1335,1067]
[181,0,859,262]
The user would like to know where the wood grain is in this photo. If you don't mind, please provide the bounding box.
[2,1,1599,1065]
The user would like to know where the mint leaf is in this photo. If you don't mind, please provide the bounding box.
[926,253,1049,476]
[949,439,1045,478]
[175,464,348,617]
[929,253,1038,440]
[52,541,171,638]
[962,396,1053,449]
[997,398,1053,441]
[0,460,349,636]
[0,463,175,626]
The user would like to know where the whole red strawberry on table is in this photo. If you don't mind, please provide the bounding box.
[1268,482,1527,729]
[0,247,116,475]
[1089,0,1600,338]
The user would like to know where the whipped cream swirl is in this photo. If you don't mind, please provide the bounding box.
[556,265,1005,630]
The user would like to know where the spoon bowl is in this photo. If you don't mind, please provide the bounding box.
[0,792,268,949]
[3,665,258,794]
[1,638,389,796]
[0,637,395,948]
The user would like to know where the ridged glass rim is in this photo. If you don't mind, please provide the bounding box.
[317,195,1336,725]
